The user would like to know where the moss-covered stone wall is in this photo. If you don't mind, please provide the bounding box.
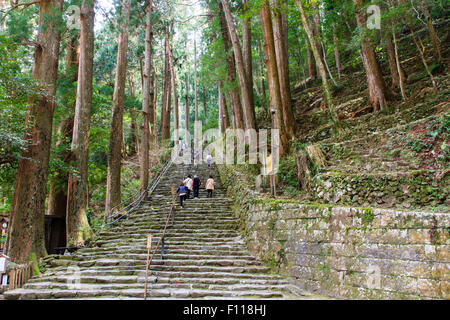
[218,164,449,299]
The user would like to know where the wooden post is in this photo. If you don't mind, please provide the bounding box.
[144,234,152,300]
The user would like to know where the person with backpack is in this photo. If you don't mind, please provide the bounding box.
[183,174,193,199]
[205,175,214,198]
[176,182,188,208]
[193,175,201,199]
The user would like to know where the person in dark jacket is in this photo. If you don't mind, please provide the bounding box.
[193,175,201,199]
[176,182,188,208]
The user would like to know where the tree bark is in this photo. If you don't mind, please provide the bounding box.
[184,36,190,144]
[221,0,256,130]
[66,0,95,246]
[7,0,63,263]
[241,0,256,123]
[47,36,79,218]
[218,81,230,135]
[384,31,404,91]
[194,34,198,125]
[139,0,153,193]
[259,1,287,156]
[129,108,138,156]
[218,1,245,130]
[296,0,339,126]
[353,0,393,111]
[168,32,179,147]
[105,0,131,214]
[160,31,172,142]
[273,0,295,137]
[333,28,341,79]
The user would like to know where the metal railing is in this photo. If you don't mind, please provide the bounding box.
[101,155,175,230]
[144,189,177,300]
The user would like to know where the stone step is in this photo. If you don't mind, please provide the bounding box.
[3,287,288,300]
[32,269,285,282]
[21,281,292,294]
[77,247,251,256]
[74,253,256,261]
[70,258,262,268]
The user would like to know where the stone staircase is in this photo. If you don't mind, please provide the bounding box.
[3,163,321,300]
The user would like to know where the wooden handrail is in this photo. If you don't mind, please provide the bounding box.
[144,189,177,300]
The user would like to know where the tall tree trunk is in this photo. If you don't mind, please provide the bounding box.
[7,0,62,263]
[66,0,95,246]
[160,31,172,142]
[139,0,153,193]
[168,33,179,147]
[218,81,230,135]
[419,0,441,62]
[333,29,341,79]
[392,30,407,100]
[384,32,404,90]
[273,0,295,137]
[241,0,256,123]
[296,0,339,126]
[218,1,245,130]
[260,1,287,156]
[129,108,138,156]
[221,0,256,130]
[307,46,317,79]
[258,38,267,111]
[194,34,199,126]
[184,36,190,144]
[353,0,393,111]
[152,69,158,144]
[47,36,79,218]
[105,0,131,214]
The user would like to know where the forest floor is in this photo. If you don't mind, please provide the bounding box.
[259,19,449,213]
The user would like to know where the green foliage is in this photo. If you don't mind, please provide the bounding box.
[278,156,298,189]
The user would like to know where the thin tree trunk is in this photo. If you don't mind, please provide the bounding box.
[194,34,198,125]
[392,30,407,100]
[296,0,339,126]
[66,0,95,246]
[168,32,179,147]
[185,36,190,144]
[221,0,256,130]
[273,0,295,137]
[7,0,63,263]
[106,0,131,214]
[321,40,337,86]
[260,1,287,156]
[139,0,153,193]
[152,69,158,144]
[333,27,341,79]
[410,28,438,91]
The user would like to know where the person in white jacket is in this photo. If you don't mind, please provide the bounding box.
[183,175,193,199]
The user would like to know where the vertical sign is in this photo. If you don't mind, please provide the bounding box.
[147,235,152,249]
